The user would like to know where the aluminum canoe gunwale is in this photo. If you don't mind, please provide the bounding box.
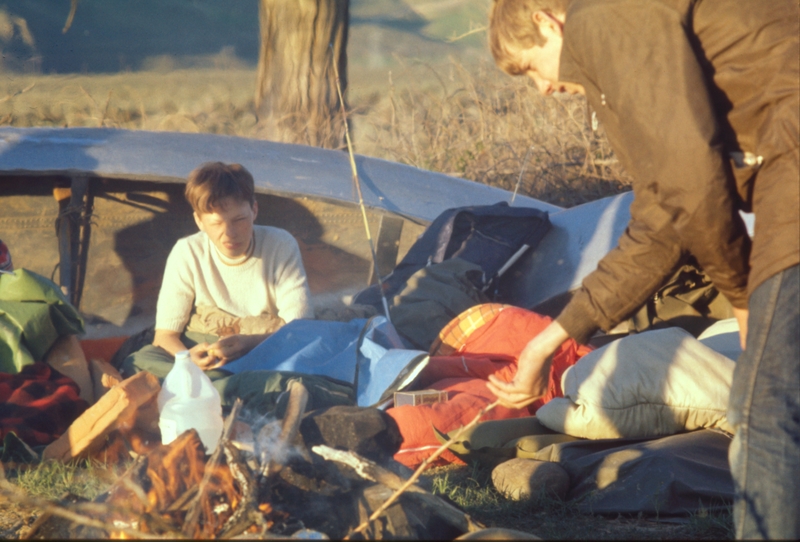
[0,127,562,224]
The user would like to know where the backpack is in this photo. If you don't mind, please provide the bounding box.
[624,256,734,337]
[388,258,489,350]
[353,201,551,311]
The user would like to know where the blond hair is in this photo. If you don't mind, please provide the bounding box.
[489,0,571,75]
[184,162,255,214]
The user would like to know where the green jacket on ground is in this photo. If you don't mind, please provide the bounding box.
[0,269,85,373]
[554,0,799,343]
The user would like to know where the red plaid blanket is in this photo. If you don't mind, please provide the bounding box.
[0,362,89,447]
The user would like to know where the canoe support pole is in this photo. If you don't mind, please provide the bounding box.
[54,176,93,308]
[368,214,403,286]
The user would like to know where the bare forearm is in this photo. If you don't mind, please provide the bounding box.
[527,321,570,358]
[152,329,188,356]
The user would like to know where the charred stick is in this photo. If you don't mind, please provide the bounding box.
[219,442,264,539]
[20,510,51,540]
[346,400,500,538]
[93,453,148,505]
[166,485,198,513]
[182,398,243,538]
[0,518,26,539]
[119,476,149,509]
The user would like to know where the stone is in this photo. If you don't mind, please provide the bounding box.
[300,405,402,463]
[491,458,570,501]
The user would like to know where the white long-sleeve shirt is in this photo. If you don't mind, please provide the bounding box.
[155,225,313,333]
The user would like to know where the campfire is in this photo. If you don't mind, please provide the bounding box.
[38,381,483,540]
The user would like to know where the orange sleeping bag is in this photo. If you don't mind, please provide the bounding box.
[387,306,593,468]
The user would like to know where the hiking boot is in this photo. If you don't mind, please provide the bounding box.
[491,458,570,501]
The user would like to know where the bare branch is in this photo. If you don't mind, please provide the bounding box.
[63,0,79,34]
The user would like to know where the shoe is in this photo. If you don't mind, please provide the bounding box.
[491,457,570,501]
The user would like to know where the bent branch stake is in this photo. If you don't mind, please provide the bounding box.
[330,44,392,322]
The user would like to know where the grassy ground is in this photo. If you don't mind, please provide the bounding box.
[422,463,734,540]
[0,459,733,539]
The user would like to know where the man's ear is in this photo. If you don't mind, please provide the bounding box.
[251,200,258,221]
[532,10,563,39]
[193,211,205,232]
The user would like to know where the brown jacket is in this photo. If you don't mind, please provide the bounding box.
[554,0,799,343]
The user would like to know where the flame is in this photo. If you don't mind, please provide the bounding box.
[105,430,245,538]
[91,428,161,465]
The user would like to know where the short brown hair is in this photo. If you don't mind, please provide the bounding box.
[184,162,255,214]
[489,0,570,75]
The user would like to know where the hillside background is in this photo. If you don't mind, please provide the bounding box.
[0,0,491,75]
[0,0,629,207]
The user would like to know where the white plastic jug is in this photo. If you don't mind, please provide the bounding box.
[157,350,224,452]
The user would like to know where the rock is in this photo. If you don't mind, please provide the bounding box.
[491,458,570,501]
[300,406,402,463]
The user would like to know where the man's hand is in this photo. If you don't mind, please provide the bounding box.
[203,334,268,369]
[486,321,570,410]
[189,341,220,370]
[732,306,749,351]
[487,346,554,409]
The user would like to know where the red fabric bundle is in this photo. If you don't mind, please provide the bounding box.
[0,362,89,447]
[387,307,593,468]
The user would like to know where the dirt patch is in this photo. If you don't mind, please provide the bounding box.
[0,501,34,538]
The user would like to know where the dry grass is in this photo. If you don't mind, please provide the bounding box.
[354,60,632,207]
[0,68,257,135]
[0,60,631,208]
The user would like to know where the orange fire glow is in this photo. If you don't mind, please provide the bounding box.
[105,430,245,538]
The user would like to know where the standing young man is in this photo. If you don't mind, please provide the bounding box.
[485,0,798,539]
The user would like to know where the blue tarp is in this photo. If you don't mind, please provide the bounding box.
[222,317,428,407]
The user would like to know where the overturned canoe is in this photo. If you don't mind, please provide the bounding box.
[0,126,633,339]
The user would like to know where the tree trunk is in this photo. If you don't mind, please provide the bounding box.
[255,0,348,149]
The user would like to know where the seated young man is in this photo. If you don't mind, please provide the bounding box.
[123,161,314,380]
